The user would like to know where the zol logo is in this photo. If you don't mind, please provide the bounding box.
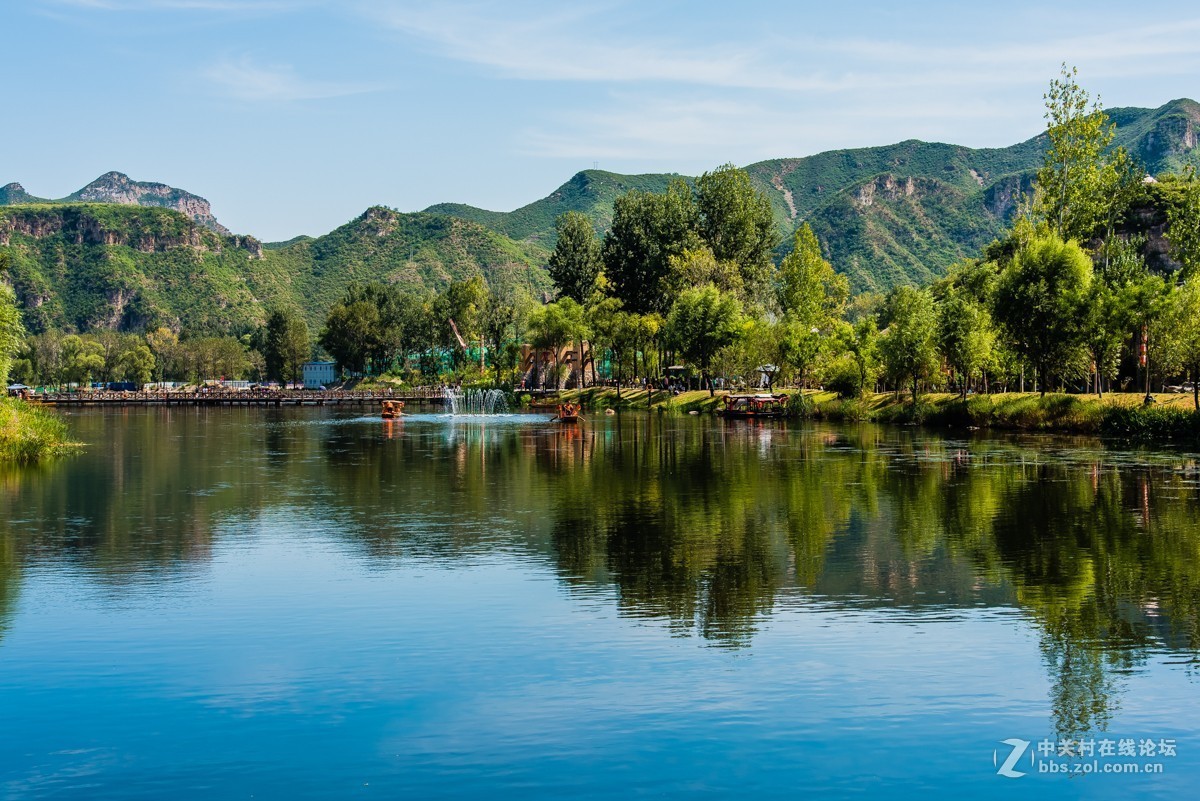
[995,738,1032,778]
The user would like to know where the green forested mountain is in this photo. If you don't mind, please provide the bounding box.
[425,170,688,245]
[1,99,1197,333]
[432,99,1199,292]
[0,204,550,334]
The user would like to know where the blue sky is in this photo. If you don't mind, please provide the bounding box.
[6,0,1200,240]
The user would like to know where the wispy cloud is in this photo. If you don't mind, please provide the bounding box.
[366,2,1200,94]
[202,56,381,102]
[521,93,1024,164]
[361,1,1200,165]
[41,0,318,11]
[368,2,839,92]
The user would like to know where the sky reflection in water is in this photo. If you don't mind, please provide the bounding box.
[1,407,1198,799]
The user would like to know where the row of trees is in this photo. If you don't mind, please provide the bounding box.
[520,66,1200,404]
[8,328,258,388]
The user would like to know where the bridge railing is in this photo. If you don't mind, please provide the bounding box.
[29,387,452,403]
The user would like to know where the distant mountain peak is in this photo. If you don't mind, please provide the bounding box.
[62,171,230,235]
[0,182,43,205]
[79,171,133,190]
[0,172,231,235]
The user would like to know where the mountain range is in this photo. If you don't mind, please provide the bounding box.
[1,98,1197,333]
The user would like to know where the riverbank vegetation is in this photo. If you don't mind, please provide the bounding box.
[1,278,76,462]
[0,398,76,462]
[554,386,1200,443]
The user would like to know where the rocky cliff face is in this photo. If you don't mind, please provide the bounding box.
[67,172,231,235]
[0,172,231,235]
[0,205,260,258]
[853,175,919,208]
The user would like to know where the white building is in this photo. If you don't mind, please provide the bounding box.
[302,361,337,389]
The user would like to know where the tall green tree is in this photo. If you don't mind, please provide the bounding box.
[481,287,518,386]
[1034,64,1136,244]
[695,163,778,299]
[667,247,744,298]
[263,309,310,385]
[936,290,994,397]
[319,282,434,376]
[145,328,180,382]
[992,233,1093,395]
[589,297,638,398]
[1166,170,1200,281]
[843,317,880,397]
[547,211,603,304]
[319,301,380,375]
[664,285,744,396]
[1132,273,1172,401]
[777,224,849,385]
[436,277,487,368]
[1162,275,1200,410]
[60,335,105,386]
[118,344,156,387]
[777,224,849,325]
[0,280,24,388]
[1086,237,1145,396]
[602,179,700,314]
[879,286,938,406]
[529,298,589,389]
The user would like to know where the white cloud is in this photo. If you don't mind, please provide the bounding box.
[368,2,844,92]
[361,1,1200,166]
[41,0,318,11]
[519,93,1026,166]
[366,2,1200,94]
[202,56,381,102]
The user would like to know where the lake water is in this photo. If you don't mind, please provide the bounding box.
[2,407,1199,799]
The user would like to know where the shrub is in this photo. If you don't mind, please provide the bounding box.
[0,399,77,463]
[1100,404,1200,443]
[832,398,872,422]
[787,392,817,419]
[824,360,863,399]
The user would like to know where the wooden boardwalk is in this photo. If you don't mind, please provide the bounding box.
[31,388,448,407]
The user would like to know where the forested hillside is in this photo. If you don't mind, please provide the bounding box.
[2,98,1197,332]
[432,99,1200,291]
[0,204,550,334]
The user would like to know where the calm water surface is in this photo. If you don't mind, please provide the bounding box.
[2,407,1199,799]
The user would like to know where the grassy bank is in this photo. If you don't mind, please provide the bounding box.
[0,398,78,463]
[553,387,1200,444]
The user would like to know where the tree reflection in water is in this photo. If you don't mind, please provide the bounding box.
[2,407,1199,739]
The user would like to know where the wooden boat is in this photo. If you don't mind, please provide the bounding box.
[717,393,789,419]
[381,400,405,419]
[555,403,581,423]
